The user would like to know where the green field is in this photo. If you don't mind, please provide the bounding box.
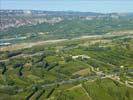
[0,11,133,100]
[0,33,133,99]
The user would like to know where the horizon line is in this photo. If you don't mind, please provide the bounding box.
[1,9,133,14]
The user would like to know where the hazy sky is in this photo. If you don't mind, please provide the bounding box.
[1,0,133,13]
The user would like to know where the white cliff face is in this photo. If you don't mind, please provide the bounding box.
[0,17,63,31]
[0,10,64,31]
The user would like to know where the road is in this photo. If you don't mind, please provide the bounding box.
[1,33,132,52]
[41,75,98,87]
[40,68,133,88]
[41,72,133,88]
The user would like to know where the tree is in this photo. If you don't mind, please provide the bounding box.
[0,62,7,75]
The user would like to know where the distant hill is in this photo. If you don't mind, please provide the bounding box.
[0,10,133,42]
[0,10,104,16]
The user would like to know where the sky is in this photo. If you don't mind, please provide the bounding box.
[1,0,133,13]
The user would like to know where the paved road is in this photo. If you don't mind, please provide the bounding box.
[41,73,118,88]
[1,34,131,51]
[41,75,100,88]
[41,71,133,88]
